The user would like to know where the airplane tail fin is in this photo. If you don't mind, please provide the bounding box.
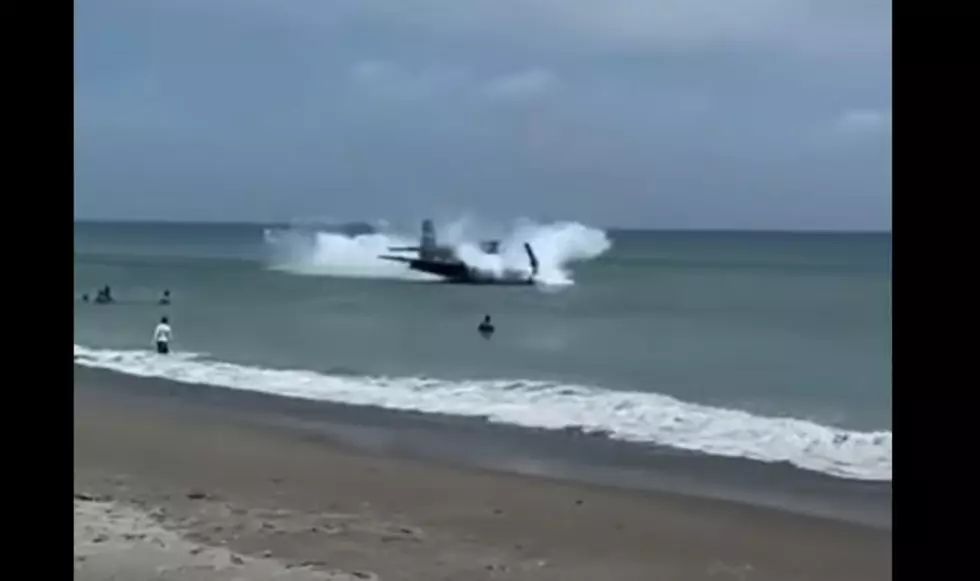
[524,243,539,277]
[420,219,437,251]
[387,219,437,254]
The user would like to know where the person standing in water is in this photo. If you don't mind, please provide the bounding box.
[153,316,173,354]
[159,289,171,305]
[95,285,114,304]
[478,315,495,339]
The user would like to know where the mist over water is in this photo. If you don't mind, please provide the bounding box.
[263,217,612,286]
[263,227,429,280]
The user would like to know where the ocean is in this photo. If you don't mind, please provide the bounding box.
[73,219,892,483]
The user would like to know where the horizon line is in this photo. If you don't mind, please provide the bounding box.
[73,218,890,235]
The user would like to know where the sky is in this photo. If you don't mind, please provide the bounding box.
[74,0,892,230]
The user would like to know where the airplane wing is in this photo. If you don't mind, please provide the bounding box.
[378,255,415,263]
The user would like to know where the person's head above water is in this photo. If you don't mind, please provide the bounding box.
[478,315,494,338]
[161,316,169,324]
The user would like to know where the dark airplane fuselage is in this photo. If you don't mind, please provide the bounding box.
[394,258,534,285]
[405,258,470,279]
[377,220,538,286]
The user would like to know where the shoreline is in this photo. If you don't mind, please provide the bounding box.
[75,365,890,580]
[72,342,892,485]
[74,365,891,529]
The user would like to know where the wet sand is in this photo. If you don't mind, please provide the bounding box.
[74,366,891,580]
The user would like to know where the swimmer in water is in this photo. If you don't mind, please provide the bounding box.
[478,315,495,339]
[159,289,171,305]
[95,285,114,304]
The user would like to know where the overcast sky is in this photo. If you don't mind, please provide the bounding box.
[74,0,891,230]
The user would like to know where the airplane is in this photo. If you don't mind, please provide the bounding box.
[378,220,539,285]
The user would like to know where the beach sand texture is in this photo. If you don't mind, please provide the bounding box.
[74,369,891,581]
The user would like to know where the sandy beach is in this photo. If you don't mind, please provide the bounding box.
[74,366,891,581]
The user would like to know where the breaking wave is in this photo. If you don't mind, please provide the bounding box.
[74,344,892,482]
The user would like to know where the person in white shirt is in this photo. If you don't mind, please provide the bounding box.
[154,316,173,354]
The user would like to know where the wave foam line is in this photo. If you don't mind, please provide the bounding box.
[74,344,891,482]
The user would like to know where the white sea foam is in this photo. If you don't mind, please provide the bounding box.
[263,217,611,286]
[74,344,892,482]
